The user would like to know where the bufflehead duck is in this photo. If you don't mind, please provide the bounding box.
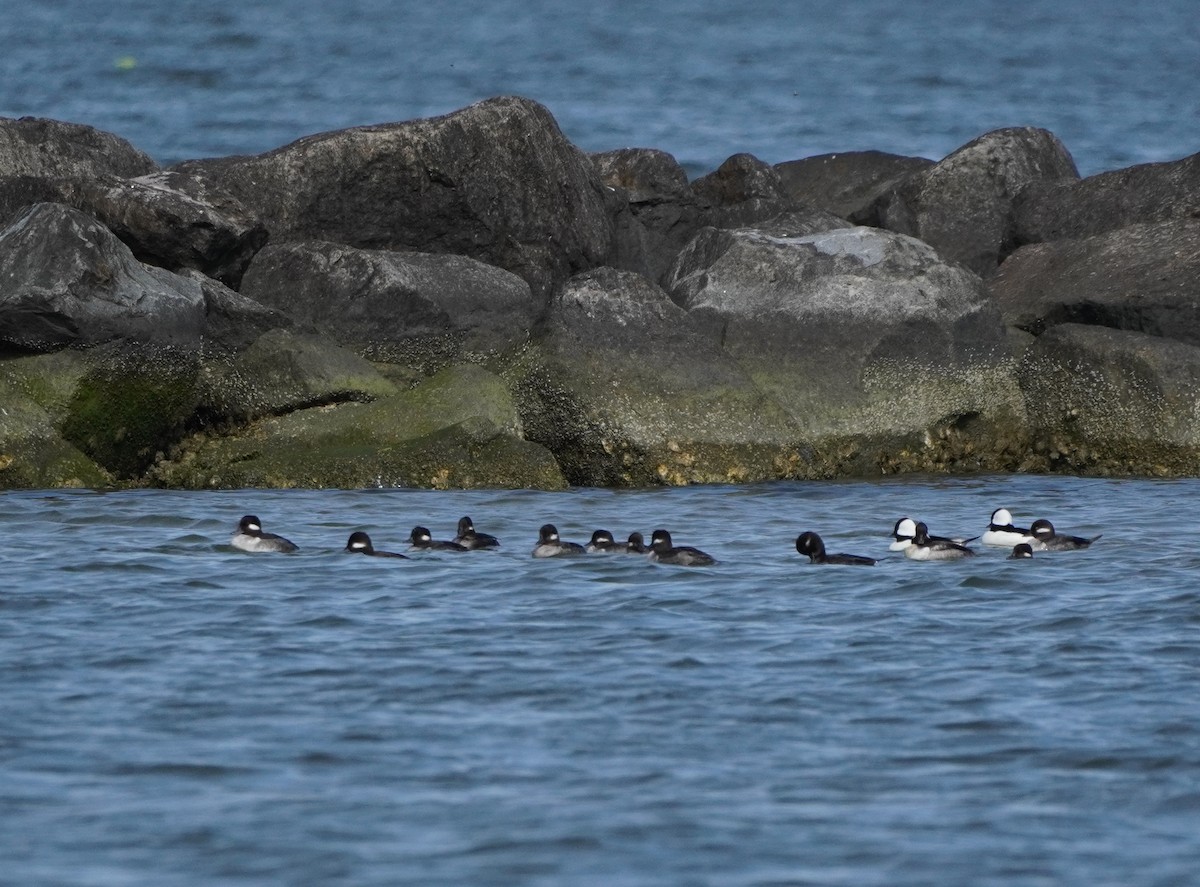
[1009,543,1035,559]
[345,531,407,558]
[586,529,621,553]
[532,524,586,558]
[904,521,975,560]
[453,516,500,550]
[795,531,876,566]
[890,517,978,552]
[1030,519,1101,551]
[648,529,716,566]
[981,508,1035,547]
[231,515,297,553]
[408,526,468,552]
[625,532,648,554]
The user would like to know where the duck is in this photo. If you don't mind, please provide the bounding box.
[648,529,716,566]
[453,515,500,550]
[586,529,621,553]
[904,521,975,560]
[345,531,407,558]
[890,517,978,552]
[408,526,468,552]
[624,532,648,555]
[980,508,1035,547]
[795,531,876,565]
[1030,518,1101,551]
[1008,542,1035,559]
[531,524,586,558]
[231,515,297,553]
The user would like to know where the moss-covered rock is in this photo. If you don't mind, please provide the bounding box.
[199,329,398,422]
[59,344,200,478]
[0,376,109,488]
[149,363,564,489]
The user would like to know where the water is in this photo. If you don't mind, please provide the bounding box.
[3,474,1199,886]
[1,0,1197,177]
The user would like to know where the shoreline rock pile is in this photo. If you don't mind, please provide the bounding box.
[2,96,1198,489]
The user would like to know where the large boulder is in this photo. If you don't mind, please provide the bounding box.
[0,117,157,180]
[200,329,398,422]
[238,240,536,371]
[150,364,566,490]
[990,220,1200,345]
[774,150,934,224]
[1014,151,1200,245]
[592,147,705,284]
[664,226,1026,471]
[0,203,206,352]
[66,172,268,288]
[0,172,267,288]
[1018,323,1200,474]
[170,96,614,298]
[875,127,1079,275]
[508,266,805,486]
[0,356,110,488]
[689,152,805,229]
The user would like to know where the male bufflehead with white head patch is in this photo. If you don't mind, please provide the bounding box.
[532,524,586,558]
[796,531,875,566]
[1030,519,1101,551]
[981,508,1035,547]
[231,515,297,553]
[345,531,407,558]
[904,521,975,560]
[890,517,978,552]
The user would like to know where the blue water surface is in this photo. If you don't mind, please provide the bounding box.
[2,0,1197,175]
[2,475,1199,886]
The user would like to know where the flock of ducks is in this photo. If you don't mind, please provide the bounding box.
[231,507,1100,567]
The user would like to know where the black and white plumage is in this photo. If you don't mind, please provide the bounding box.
[345,531,407,558]
[904,521,976,560]
[1030,519,1101,551]
[981,508,1035,547]
[890,516,977,552]
[795,531,875,566]
[409,526,468,552]
[231,515,298,553]
[531,523,586,558]
[453,516,500,550]
[648,529,717,566]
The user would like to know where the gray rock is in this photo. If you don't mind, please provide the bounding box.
[592,148,705,284]
[509,266,804,486]
[690,152,802,228]
[0,117,157,180]
[178,269,295,355]
[1019,323,1200,474]
[238,240,536,370]
[990,219,1200,345]
[876,127,1079,275]
[664,226,1023,450]
[0,203,207,352]
[774,150,934,224]
[171,96,613,297]
[1014,151,1200,245]
[66,171,268,287]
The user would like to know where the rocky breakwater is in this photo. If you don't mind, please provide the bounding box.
[1,98,1197,489]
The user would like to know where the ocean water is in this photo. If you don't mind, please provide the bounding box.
[3,474,1199,886]
[1,0,1197,177]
